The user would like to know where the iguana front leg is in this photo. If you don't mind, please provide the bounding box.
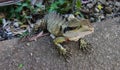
[53,37,67,55]
[50,34,70,56]
[79,38,91,52]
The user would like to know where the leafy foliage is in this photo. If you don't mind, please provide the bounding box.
[48,0,73,14]
[47,0,82,14]
[76,0,82,10]
[74,0,84,18]
[0,0,82,20]
[0,0,44,22]
[18,63,24,69]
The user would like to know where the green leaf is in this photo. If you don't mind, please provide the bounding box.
[51,3,58,9]
[25,16,31,19]
[36,3,42,8]
[22,3,29,7]
[58,0,64,4]
[15,6,23,12]
[76,0,82,9]
[79,12,84,18]
[18,64,24,68]
[10,8,15,13]
[22,31,29,36]
[0,18,2,24]
[25,0,31,3]
[19,30,29,38]
[49,3,58,12]
[16,2,22,5]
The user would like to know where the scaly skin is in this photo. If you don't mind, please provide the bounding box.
[39,12,94,56]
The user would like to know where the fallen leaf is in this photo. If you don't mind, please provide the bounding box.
[18,63,24,69]
[97,4,103,10]
[0,13,5,18]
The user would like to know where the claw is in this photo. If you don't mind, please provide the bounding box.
[59,48,72,62]
[53,36,72,60]
[56,45,71,62]
[51,36,72,61]
[59,47,67,55]
[58,45,71,56]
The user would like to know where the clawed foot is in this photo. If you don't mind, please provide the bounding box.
[79,39,92,53]
[58,47,72,62]
[53,36,72,62]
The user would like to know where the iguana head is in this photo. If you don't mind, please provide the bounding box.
[63,18,94,41]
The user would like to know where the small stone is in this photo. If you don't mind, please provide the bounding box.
[82,0,90,4]
[80,9,91,14]
[90,17,95,22]
[95,7,100,13]
[104,7,112,14]
[115,1,120,7]
[93,0,106,4]
[106,14,113,18]
[98,17,101,22]
[26,43,30,46]
[30,53,33,56]
[99,0,106,4]
[100,15,105,20]
[87,3,94,8]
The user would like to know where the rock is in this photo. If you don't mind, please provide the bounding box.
[90,17,95,22]
[82,0,90,4]
[94,7,100,13]
[80,9,92,14]
[91,0,106,4]
[87,3,94,8]
[115,1,120,7]
[104,7,112,14]
[98,0,106,4]
[100,15,105,20]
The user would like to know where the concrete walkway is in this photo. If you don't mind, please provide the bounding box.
[0,17,120,70]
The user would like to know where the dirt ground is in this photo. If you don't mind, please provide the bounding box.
[0,17,120,70]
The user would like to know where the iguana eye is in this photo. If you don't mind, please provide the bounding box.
[63,27,77,33]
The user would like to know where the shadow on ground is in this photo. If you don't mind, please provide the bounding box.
[0,17,120,70]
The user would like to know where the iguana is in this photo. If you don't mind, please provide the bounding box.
[35,12,94,56]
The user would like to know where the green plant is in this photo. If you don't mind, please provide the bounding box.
[49,0,64,12]
[18,63,24,69]
[0,0,44,22]
[76,0,82,10]
[48,0,73,14]
[74,0,84,18]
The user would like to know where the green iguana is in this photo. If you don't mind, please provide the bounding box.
[35,12,94,56]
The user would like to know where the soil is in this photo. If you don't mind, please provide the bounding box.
[0,17,120,70]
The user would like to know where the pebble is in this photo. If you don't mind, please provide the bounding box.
[115,1,120,7]
[26,43,30,46]
[79,0,120,22]
[87,3,94,8]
